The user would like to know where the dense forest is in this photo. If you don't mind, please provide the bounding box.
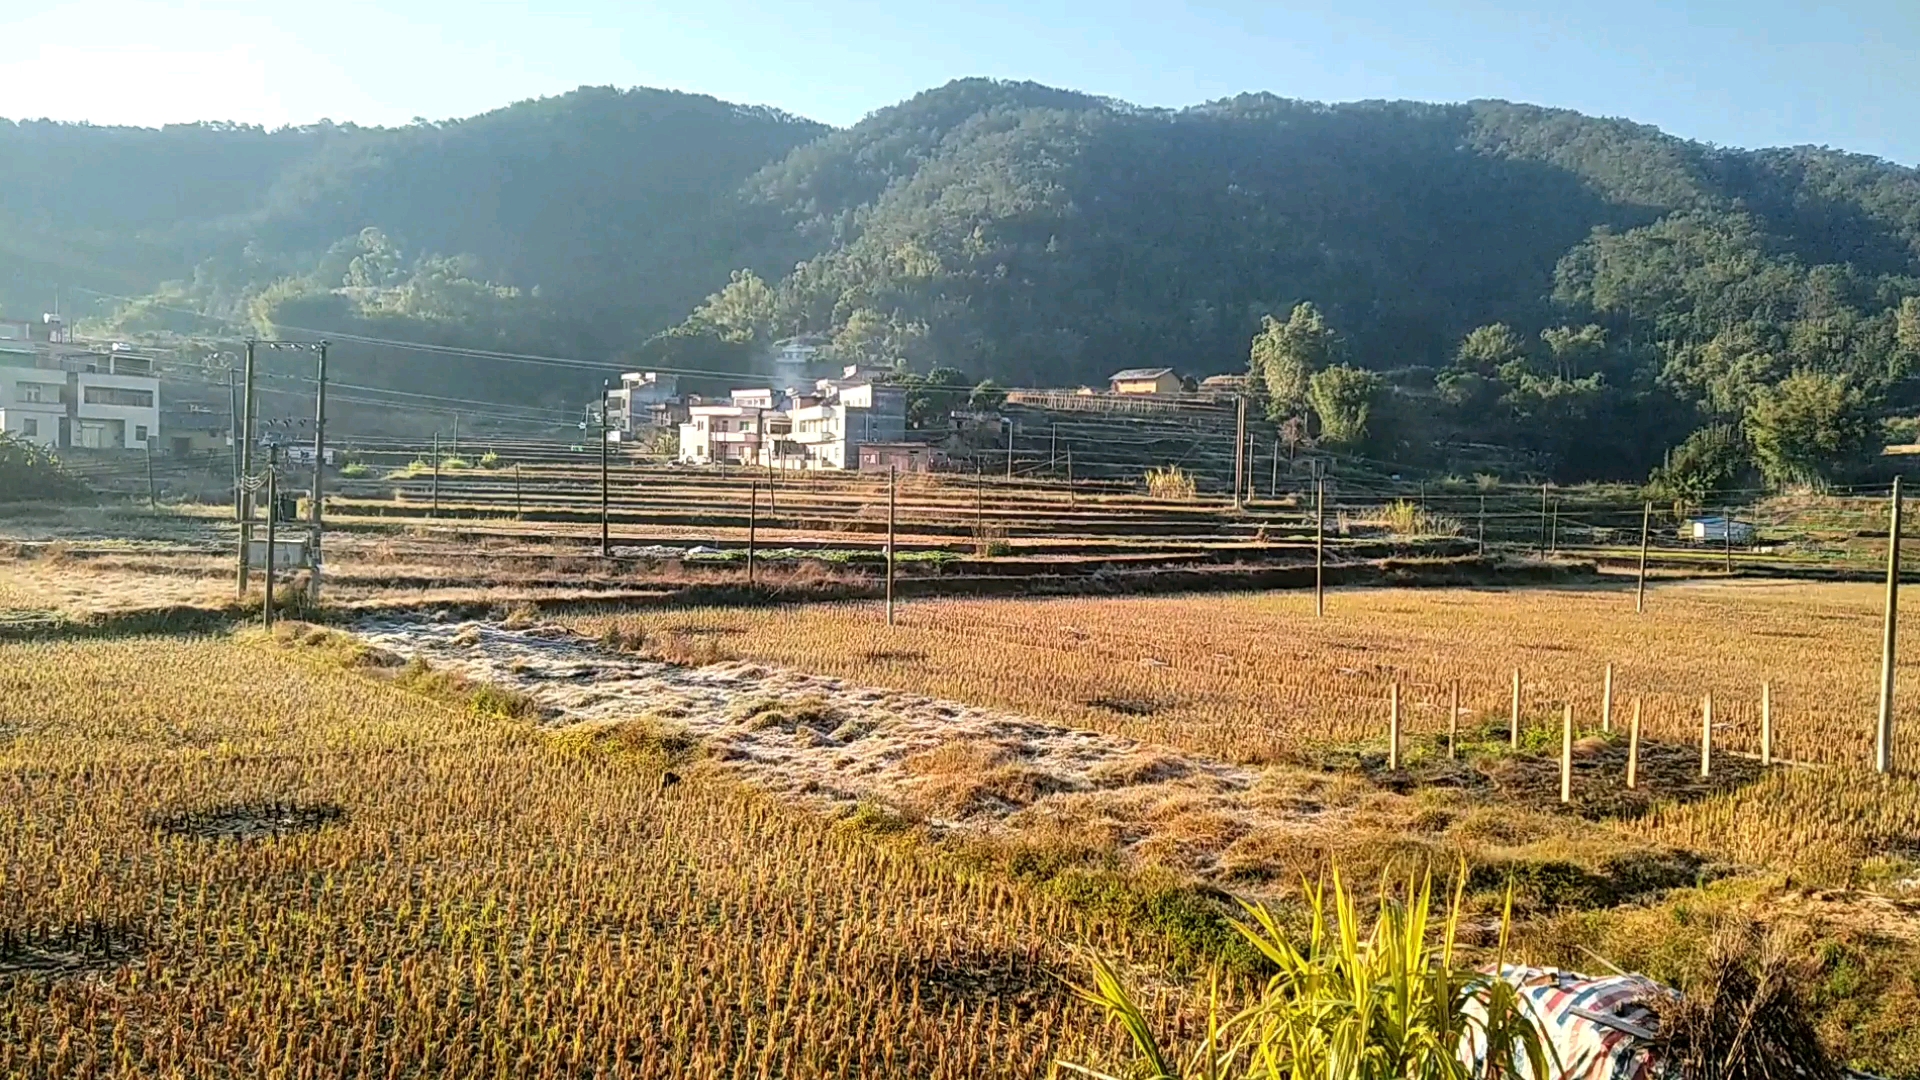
[4,78,1918,487]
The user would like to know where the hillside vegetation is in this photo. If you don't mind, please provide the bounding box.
[5,79,1918,483]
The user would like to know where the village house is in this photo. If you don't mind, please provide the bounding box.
[0,316,161,451]
[676,369,907,470]
[1109,367,1181,395]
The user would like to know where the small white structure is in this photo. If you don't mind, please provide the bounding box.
[1688,516,1755,544]
[770,335,829,370]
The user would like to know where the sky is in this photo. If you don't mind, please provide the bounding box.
[1,0,1915,164]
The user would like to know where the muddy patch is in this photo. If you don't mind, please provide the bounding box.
[1084,695,1167,717]
[153,800,346,841]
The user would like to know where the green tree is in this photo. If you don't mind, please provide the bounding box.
[689,269,780,343]
[1307,364,1382,448]
[1539,323,1607,380]
[1454,323,1528,376]
[1898,296,1920,356]
[1249,303,1337,421]
[1647,424,1752,513]
[1744,371,1878,488]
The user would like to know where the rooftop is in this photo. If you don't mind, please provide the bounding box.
[1110,367,1175,380]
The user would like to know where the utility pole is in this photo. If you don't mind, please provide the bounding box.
[1050,422,1058,475]
[1233,396,1247,509]
[1005,419,1015,481]
[1066,448,1074,510]
[430,432,440,517]
[1478,495,1487,558]
[1314,471,1326,618]
[236,340,257,597]
[1539,483,1550,555]
[1636,501,1652,614]
[885,465,897,627]
[144,443,155,509]
[1270,438,1279,499]
[1879,476,1903,774]
[263,450,277,629]
[747,480,757,587]
[1723,505,1734,574]
[600,381,611,558]
[227,368,240,522]
[309,341,328,602]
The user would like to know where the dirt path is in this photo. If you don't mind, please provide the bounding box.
[353,616,1327,873]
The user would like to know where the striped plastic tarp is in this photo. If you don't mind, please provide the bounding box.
[1461,965,1676,1080]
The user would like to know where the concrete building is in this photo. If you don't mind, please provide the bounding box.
[603,372,680,441]
[1109,367,1182,396]
[676,377,907,470]
[0,339,160,451]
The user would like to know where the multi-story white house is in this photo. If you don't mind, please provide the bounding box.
[602,372,680,440]
[677,374,906,470]
[0,328,160,451]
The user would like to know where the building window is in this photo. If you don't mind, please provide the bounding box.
[16,382,57,404]
[134,425,148,443]
[82,386,154,408]
[20,418,37,437]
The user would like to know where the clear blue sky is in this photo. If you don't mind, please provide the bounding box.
[3,0,1915,164]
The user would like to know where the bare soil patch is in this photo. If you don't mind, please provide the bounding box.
[153,800,346,841]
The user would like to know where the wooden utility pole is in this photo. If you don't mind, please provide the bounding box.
[263,456,277,629]
[1602,662,1614,733]
[144,444,155,509]
[513,463,522,518]
[1232,396,1247,509]
[430,432,440,517]
[1636,501,1652,614]
[1510,669,1521,749]
[885,466,897,627]
[1627,699,1642,789]
[1477,496,1486,558]
[1005,419,1015,482]
[235,339,257,597]
[1270,438,1280,499]
[1313,474,1326,618]
[1388,682,1401,771]
[1560,703,1573,804]
[1879,476,1903,774]
[309,342,328,602]
[599,383,611,558]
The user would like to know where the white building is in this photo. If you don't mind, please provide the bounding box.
[677,377,906,470]
[770,334,829,371]
[603,372,680,439]
[0,343,160,451]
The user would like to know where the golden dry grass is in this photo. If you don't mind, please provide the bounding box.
[0,634,1174,1080]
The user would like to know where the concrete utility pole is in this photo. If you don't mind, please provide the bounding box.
[145,444,155,509]
[1314,471,1326,618]
[885,466,897,627]
[228,368,240,522]
[1233,396,1247,509]
[600,381,611,558]
[236,340,257,597]
[309,341,328,602]
[1478,495,1487,558]
[1879,476,1904,774]
[1539,483,1550,554]
[430,432,440,517]
[1005,419,1015,481]
[1636,501,1652,614]
[263,449,277,629]
[747,480,757,587]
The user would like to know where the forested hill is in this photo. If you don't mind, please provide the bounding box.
[6,78,1919,485]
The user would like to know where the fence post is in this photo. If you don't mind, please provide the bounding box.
[1560,703,1573,803]
[747,480,757,588]
[1627,699,1642,790]
[1761,681,1773,767]
[885,465,896,627]
[1510,668,1521,749]
[1602,662,1614,733]
[1314,476,1326,618]
[1448,680,1460,761]
[1701,691,1714,778]
[1388,682,1401,771]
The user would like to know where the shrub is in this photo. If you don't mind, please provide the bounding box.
[0,432,89,503]
[1382,498,1464,537]
[1066,870,1550,1080]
